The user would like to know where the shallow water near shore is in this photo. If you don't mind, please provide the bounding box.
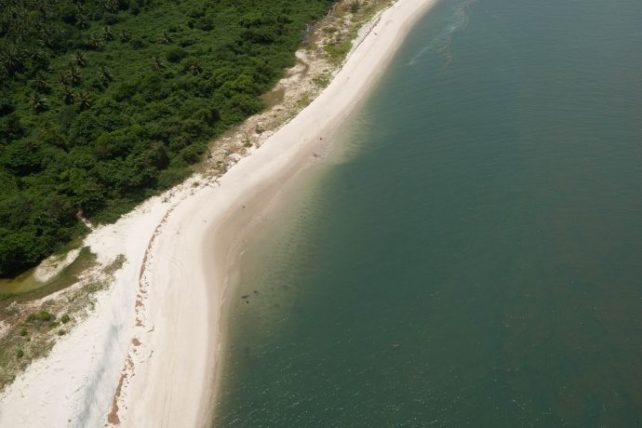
[214,0,642,426]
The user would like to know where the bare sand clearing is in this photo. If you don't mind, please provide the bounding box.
[0,0,438,426]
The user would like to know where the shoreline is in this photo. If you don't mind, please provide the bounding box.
[202,0,441,424]
[0,0,439,426]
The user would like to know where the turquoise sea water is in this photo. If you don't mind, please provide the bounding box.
[214,0,642,426]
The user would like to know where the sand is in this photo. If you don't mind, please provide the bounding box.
[0,0,439,426]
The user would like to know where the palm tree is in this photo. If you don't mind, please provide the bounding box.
[29,49,49,70]
[62,86,75,105]
[159,31,172,44]
[101,65,113,81]
[59,72,70,86]
[152,56,166,72]
[2,45,24,77]
[119,30,132,42]
[68,65,82,86]
[104,0,120,13]
[75,50,87,67]
[77,91,93,111]
[103,26,114,41]
[87,34,103,50]
[36,26,53,49]
[97,66,113,87]
[32,72,50,93]
[186,61,203,76]
[31,93,48,112]
[76,13,89,30]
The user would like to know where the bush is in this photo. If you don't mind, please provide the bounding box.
[103,13,121,25]
[180,144,204,163]
[166,48,188,63]
[129,38,147,49]
[26,310,55,323]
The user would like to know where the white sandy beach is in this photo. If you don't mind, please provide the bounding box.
[0,0,438,426]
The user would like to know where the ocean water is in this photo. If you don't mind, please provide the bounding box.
[213,0,642,426]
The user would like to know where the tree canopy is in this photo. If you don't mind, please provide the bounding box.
[0,0,335,276]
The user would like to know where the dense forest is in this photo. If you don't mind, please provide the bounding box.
[0,0,335,276]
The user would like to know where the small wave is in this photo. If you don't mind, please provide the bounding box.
[409,0,477,66]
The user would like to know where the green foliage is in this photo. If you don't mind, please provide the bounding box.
[0,0,335,277]
[26,310,55,323]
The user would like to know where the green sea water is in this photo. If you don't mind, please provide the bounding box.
[213,0,642,426]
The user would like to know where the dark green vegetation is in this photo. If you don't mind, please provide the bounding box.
[0,0,334,277]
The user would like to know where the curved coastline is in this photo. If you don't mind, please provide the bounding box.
[0,0,439,426]
[201,0,441,424]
